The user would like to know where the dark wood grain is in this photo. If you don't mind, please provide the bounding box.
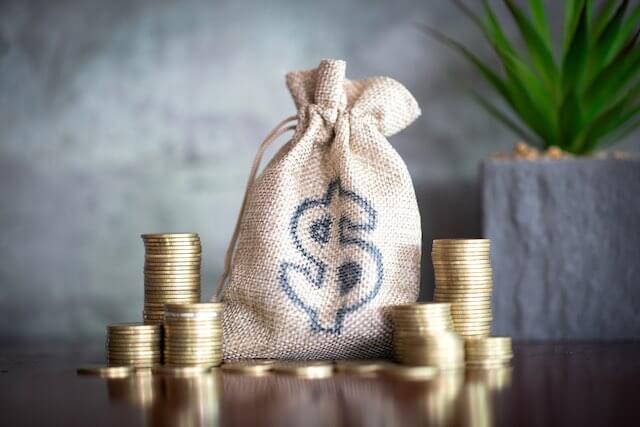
[1,342,639,426]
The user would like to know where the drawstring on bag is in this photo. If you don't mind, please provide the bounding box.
[212,115,298,301]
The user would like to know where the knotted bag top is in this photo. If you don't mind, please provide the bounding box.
[285,59,421,136]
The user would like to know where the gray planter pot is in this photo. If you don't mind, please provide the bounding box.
[481,158,640,340]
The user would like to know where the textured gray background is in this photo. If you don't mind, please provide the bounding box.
[1,0,638,340]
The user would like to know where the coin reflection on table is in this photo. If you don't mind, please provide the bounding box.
[466,366,513,391]
[106,370,160,408]
[105,369,222,427]
[460,381,492,427]
[155,370,222,427]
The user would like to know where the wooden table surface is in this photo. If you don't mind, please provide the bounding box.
[1,342,639,426]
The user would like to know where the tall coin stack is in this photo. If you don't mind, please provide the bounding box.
[164,303,224,367]
[432,239,493,339]
[106,323,162,367]
[465,337,513,368]
[391,303,465,369]
[142,233,202,325]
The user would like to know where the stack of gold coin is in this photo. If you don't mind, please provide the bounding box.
[392,331,465,369]
[163,303,224,367]
[392,303,464,369]
[392,303,454,336]
[465,337,513,368]
[432,239,493,339]
[142,233,202,325]
[106,323,162,367]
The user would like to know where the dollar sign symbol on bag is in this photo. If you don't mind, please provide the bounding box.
[278,178,384,334]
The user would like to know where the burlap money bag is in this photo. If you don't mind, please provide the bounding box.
[213,59,421,359]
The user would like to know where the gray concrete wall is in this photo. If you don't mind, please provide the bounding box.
[1,0,638,340]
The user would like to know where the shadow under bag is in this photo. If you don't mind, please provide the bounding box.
[213,58,422,359]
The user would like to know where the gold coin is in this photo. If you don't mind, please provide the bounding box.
[165,303,224,312]
[435,282,494,288]
[143,241,201,248]
[164,357,223,365]
[144,299,200,305]
[145,287,200,293]
[164,332,223,339]
[449,306,492,313]
[449,296,491,304]
[144,293,200,299]
[466,352,512,357]
[144,272,201,277]
[145,262,201,268]
[452,318,493,325]
[434,290,492,296]
[144,288,201,293]
[164,333,223,341]
[433,269,493,276]
[144,242,201,248]
[434,298,492,305]
[144,254,201,260]
[164,348,223,355]
[107,347,162,359]
[164,361,222,368]
[435,299,492,306]
[144,292,200,298]
[432,259,492,266]
[164,315,223,323]
[141,232,198,239]
[221,360,275,376]
[144,283,202,294]
[145,298,200,305]
[164,345,223,353]
[334,360,389,376]
[272,361,334,379]
[466,360,511,368]
[465,337,511,346]
[432,240,490,247]
[144,275,201,281]
[434,288,493,294]
[106,336,161,343]
[431,253,491,260]
[107,358,162,366]
[454,320,492,331]
[77,365,134,378]
[393,302,451,310]
[107,323,162,333]
[449,300,492,307]
[379,364,438,380]
[152,365,210,376]
[144,250,202,257]
[392,315,452,322]
[165,341,223,348]
[450,311,493,318]
[142,240,200,246]
[144,264,201,271]
[435,279,493,286]
[106,339,162,346]
[393,319,451,325]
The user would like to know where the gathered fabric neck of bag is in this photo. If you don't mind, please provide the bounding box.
[213,115,298,301]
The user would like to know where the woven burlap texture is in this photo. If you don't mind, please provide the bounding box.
[219,59,422,359]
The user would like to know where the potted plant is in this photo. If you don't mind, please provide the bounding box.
[428,1,640,339]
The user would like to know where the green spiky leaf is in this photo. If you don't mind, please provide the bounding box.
[426,1,640,155]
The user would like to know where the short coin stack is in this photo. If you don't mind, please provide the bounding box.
[391,303,465,369]
[465,337,513,368]
[432,239,493,339]
[164,303,224,367]
[142,233,202,325]
[106,323,162,367]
